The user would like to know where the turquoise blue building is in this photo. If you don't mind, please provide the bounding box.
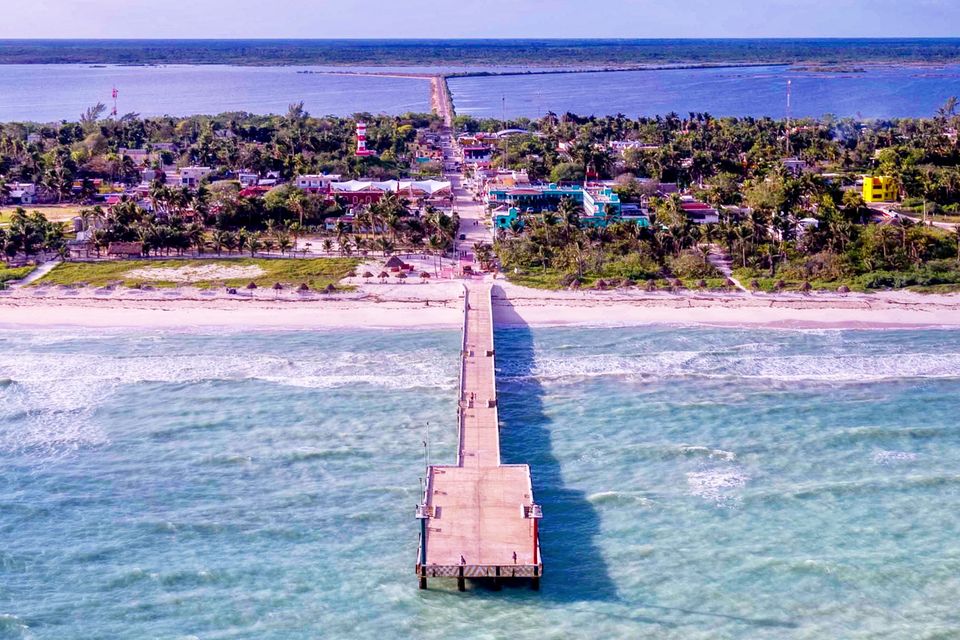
[490,183,648,230]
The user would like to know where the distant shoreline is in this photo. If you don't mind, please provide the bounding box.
[1,38,960,67]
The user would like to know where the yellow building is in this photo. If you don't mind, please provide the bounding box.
[863,176,899,203]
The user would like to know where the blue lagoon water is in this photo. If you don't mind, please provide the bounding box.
[1,326,959,638]
[4,61,960,122]
[449,64,960,120]
[0,65,430,122]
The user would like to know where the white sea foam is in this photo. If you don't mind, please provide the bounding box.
[687,466,750,506]
[873,450,920,465]
[0,348,454,456]
[499,350,960,383]
[678,445,737,461]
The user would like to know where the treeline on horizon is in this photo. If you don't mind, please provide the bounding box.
[1,39,960,66]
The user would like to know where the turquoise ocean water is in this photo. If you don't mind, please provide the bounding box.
[1,326,959,639]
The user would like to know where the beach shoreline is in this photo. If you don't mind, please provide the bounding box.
[2,281,959,332]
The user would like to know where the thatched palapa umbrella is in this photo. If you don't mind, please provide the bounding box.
[378,271,389,283]
[246,281,258,290]
[324,284,337,294]
[396,272,408,283]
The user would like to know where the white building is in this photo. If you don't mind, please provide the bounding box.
[179,166,213,188]
[5,182,36,205]
[296,174,342,192]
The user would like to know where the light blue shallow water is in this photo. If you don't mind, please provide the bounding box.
[449,64,960,119]
[1,326,959,639]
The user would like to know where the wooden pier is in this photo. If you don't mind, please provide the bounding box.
[416,282,542,591]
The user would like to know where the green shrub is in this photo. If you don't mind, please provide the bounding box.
[667,250,720,279]
[605,253,661,281]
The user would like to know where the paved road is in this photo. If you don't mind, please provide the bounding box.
[871,205,960,231]
[438,121,492,270]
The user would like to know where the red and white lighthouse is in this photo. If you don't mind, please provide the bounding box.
[355,121,376,157]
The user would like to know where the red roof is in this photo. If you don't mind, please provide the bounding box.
[239,186,273,198]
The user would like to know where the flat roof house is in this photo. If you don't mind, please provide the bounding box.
[179,167,213,189]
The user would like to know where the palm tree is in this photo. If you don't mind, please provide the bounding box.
[248,235,262,257]
[211,229,227,256]
[375,237,395,256]
[427,234,445,275]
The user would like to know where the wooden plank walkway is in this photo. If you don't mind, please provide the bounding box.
[416,282,542,591]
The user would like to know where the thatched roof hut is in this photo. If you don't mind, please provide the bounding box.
[107,242,143,258]
[384,255,405,270]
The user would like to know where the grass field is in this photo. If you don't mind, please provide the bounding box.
[37,258,360,289]
[0,206,85,225]
[0,265,36,287]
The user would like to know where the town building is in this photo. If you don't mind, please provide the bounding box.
[490,183,645,229]
[679,196,719,224]
[330,179,452,207]
[295,174,342,193]
[178,167,213,189]
[781,157,809,175]
[862,176,898,203]
[4,183,37,205]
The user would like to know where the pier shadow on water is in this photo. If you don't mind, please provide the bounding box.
[490,288,618,603]
[487,290,800,631]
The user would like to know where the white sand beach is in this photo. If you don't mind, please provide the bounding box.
[1,279,959,331]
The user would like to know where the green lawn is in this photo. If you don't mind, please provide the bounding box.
[37,258,360,289]
[0,265,36,287]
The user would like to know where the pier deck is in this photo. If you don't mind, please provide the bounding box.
[416,282,542,590]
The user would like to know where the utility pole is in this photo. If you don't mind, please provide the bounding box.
[502,95,509,169]
[785,79,792,157]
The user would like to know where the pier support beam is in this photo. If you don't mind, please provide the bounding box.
[457,566,465,592]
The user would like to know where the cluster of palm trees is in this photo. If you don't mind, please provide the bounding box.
[495,186,960,288]
[76,202,300,258]
[0,208,66,261]
[324,193,460,260]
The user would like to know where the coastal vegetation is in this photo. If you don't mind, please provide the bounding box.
[1,106,461,265]
[482,104,960,291]
[0,106,439,191]
[37,257,358,289]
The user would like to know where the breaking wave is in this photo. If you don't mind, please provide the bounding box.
[497,350,960,383]
[0,348,454,456]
